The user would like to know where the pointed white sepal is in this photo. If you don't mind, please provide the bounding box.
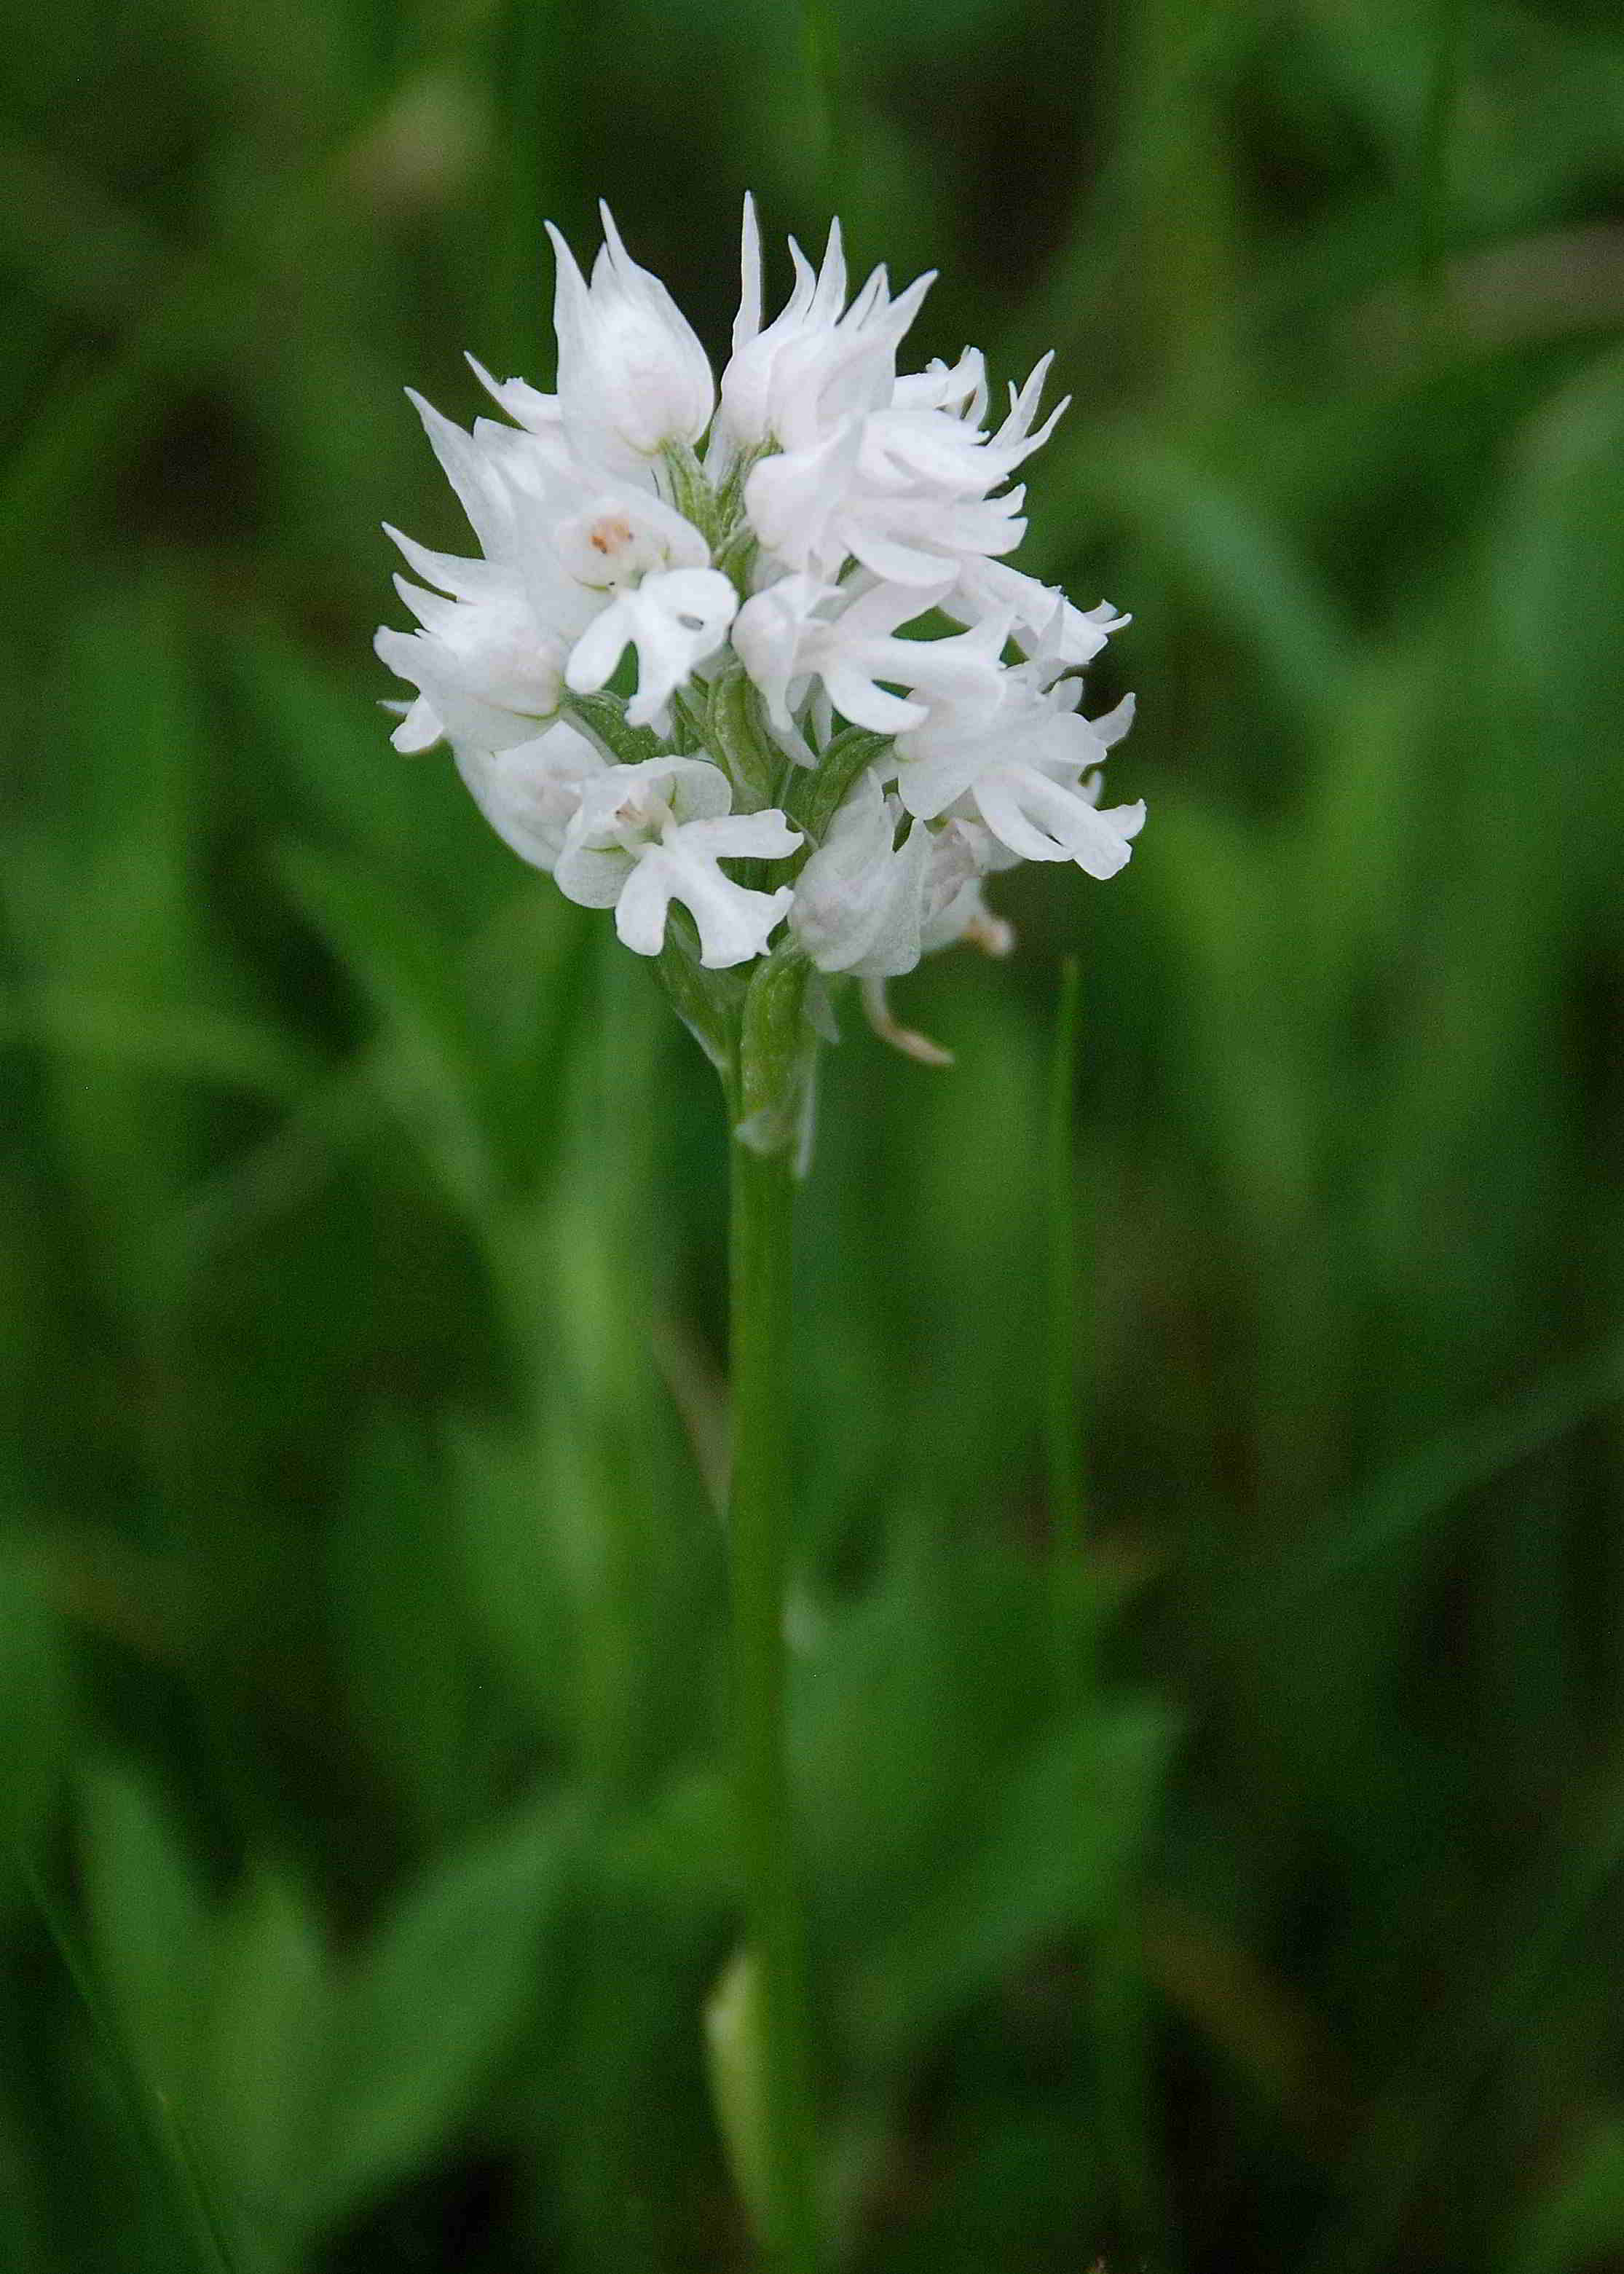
[547,207,715,474]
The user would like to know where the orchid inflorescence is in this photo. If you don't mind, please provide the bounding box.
[377,197,1142,1105]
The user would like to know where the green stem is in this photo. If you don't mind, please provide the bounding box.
[19,1849,237,2274]
[728,1124,819,2272]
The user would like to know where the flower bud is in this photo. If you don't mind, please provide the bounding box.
[548,205,715,473]
[791,770,930,977]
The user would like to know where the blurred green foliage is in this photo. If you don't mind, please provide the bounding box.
[4,0,1624,2267]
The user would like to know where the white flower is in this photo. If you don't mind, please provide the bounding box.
[551,487,709,589]
[945,557,1128,668]
[374,589,567,756]
[378,194,1143,997]
[894,685,1143,878]
[861,352,1066,498]
[564,567,739,730]
[744,417,1030,589]
[732,221,1071,594]
[374,392,583,752]
[453,719,606,873]
[892,347,988,422]
[741,416,864,575]
[791,770,932,976]
[555,758,801,967]
[464,353,562,440]
[728,572,841,733]
[735,576,1012,736]
[975,760,1144,878]
[716,196,934,463]
[379,394,738,741]
[921,873,1015,959]
[547,204,715,473]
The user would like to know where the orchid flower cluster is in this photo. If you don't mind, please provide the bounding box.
[377,198,1142,1097]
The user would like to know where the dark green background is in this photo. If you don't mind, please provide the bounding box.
[5,1,1624,2267]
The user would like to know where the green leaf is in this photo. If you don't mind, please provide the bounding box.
[0,987,314,1106]
[655,910,745,1077]
[0,1551,70,1851]
[302,1790,580,2228]
[1493,339,1624,907]
[226,621,462,906]
[445,1416,580,1744]
[7,576,233,1310]
[1076,438,1353,737]
[562,691,665,768]
[847,1699,1178,2072]
[704,662,780,812]
[80,1766,213,2101]
[466,885,598,1200]
[275,841,498,1221]
[31,1784,234,2274]
[792,726,892,843]
[703,1946,777,2253]
[198,1870,328,2259]
[328,1412,495,1842]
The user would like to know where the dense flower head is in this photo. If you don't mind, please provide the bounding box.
[377,197,1142,1039]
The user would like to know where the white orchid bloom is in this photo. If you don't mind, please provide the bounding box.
[921,870,1017,959]
[946,557,1129,669]
[551,488,710,591]
[375,390,613,753]
[791,770,933,977]
[374,581,569,756]
[794,581,957,735]
[379,196,1143,996]
[716,195,935,463]
[453,719,607,873]
[547,204,715,473]
[565,567,739,731]
[861,355,1068,501]
[464,352,564,440]
[970,755,1145,877]
[736,578,1012,737]
[741,416,864,575]
[894,684,1142,877]
[746,433,1028,587]
[892,347,989,422]
[554,758,800,967]
[729,573,843,733]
